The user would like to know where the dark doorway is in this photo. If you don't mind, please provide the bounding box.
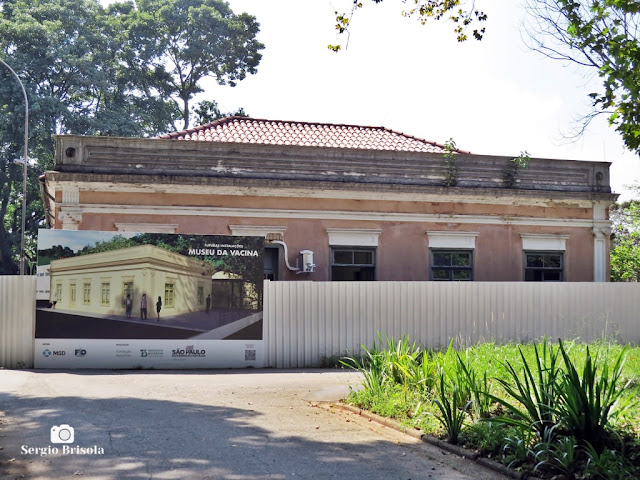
[264,246,280,280]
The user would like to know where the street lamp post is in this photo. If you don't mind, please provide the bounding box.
[0,58,29,276]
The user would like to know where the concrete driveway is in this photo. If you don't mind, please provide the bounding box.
[0,369,509,480]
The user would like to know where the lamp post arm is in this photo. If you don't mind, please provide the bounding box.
[0,58,29,276]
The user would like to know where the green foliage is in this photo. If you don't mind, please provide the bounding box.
[0,0,262,274]
[555,339,634,453]
[126,0,263,129]
[455,351,491,419]
[192,100,247,126]
[329,0,487,51]
[501,432,533,469]
[443,137,459,186]
[527,1,640,154]
[502,150,531,188]
[342,343,387,397]
[433,370,471,444]
[583,441,627,480]
[531,426,578,475]
[348,382,421,419]
[460,421,522,456]
[486,338,561,437]
[610,188,640,282]
[341,334,437,397]
[76,235,138,255]
[342,336,640,478]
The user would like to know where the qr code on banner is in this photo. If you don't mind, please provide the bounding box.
[245,349,256,361]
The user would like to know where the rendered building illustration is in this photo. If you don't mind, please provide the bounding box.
[48,245,213,316]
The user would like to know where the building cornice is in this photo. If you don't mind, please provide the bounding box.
[44,173,617,209]
[67,203,611,229]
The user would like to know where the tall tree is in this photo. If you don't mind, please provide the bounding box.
[0,0,261,274]
[1,0,126,274]
[525,0,640,154]
[125,0,263,129]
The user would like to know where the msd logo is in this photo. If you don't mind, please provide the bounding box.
[43,349,66,357]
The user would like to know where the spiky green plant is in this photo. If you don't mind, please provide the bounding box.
[433,370,471,444]
[554,339,634,453]
[341,344,387,396]
[485,338,561,437]
[456,350,491,419]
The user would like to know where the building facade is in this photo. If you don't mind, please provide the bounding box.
[48,245,212,316]
[42,117,616,282]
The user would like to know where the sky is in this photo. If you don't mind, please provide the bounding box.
[189,0,640,200]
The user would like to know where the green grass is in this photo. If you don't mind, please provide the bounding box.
[342,336,640,479]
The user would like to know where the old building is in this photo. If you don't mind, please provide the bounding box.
[42,116,616,282]
[48,244,213,316]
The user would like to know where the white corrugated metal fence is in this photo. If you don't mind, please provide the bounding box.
[0,276,36,368]
[2,278,639,370]
[264,281,640,368]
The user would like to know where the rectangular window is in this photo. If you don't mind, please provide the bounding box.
[101,282,111,306]
[55,283,63,302]
[165,283,175,307]
[430,249,473,281]
[122,281,133,306]
[197,286,204,306]
[69,284,76,306]
[83,283,91,305]
[524,251,564,281]
[331,247,376,281]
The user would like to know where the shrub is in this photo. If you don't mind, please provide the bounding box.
[555,339,635,453]
[485,338,561,438]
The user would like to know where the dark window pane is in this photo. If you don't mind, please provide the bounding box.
[433,253,451,266]
[543,255,561,268]
[333,251,352,265]
[525,251,563,282]
[527,255,544,268]
[453,270,471,280]
[431,250,473,281]
[353,250,373,265]
[433,269,450,280]
[451,253,471,267]
[544,271,561,281]
[332,266,375,281]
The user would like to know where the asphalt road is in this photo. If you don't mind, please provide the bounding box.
[0,369,509,480]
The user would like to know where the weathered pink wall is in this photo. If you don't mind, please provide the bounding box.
[60,189,604,282]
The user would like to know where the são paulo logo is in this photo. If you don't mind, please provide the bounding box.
[171,345,205,358]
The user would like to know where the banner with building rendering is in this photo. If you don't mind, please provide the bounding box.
[34,230,264,368]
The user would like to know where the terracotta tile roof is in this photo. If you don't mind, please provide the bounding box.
[159,116,460,153]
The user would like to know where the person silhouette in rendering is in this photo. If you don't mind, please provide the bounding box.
[206,294,211,314]
[125,294,132,318]
[140,293,148,319]
[156,296,162,321]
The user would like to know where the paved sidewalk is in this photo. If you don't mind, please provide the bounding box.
[0,369,509,480]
